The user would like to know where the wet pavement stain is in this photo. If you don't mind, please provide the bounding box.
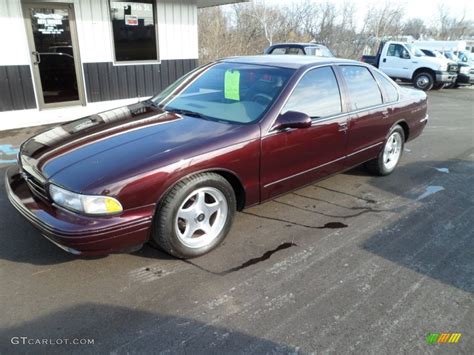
[321,222,347,229]
[313,185,377,204]
[242,211,348,230]
[273,199,391,219]
[185,242,297,276]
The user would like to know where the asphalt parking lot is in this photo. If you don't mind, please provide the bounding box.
[0,88,473,354]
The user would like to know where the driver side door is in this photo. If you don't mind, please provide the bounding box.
[260,66,349,200]
[379,43,411,79]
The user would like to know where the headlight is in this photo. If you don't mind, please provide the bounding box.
[460,66,470,74]
[49,185,123,215]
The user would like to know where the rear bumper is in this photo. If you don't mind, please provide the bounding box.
[5,166,154,256]
[435,71,457,84]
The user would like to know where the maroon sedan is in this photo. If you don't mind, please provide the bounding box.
[6,56,428,258]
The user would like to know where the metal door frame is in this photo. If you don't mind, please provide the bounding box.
[22,1,86,110]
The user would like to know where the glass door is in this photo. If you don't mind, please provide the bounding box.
[23,3,85,109]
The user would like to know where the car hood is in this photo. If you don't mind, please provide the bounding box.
[20,101,258,193]
[418,55,446,67]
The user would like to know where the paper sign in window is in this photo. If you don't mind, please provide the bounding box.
[225,70,240,101]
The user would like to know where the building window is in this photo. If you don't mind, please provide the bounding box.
[109,1,158,62]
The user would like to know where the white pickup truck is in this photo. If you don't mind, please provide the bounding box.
[361,41,458,90]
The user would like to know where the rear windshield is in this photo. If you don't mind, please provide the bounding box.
[151,62,295,124]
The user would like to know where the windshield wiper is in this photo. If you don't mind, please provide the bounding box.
[165,108,208,119]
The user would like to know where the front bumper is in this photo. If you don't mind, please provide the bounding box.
[5,166,154,256]
[435,71,457,84]
[456,73,474,86]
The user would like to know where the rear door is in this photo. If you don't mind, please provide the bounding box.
[336,65,390,167]
[260,66,349,200]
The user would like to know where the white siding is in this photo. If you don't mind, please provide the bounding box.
[0,0,198,66]
[74,0,114,63]
[0,0,30,65]
[157,0,198,60]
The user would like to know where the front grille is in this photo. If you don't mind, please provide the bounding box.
[448,64,459,73]
[470,68,474,75]
[23,170,50,201]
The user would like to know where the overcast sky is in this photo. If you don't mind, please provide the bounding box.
[256,0,474,25]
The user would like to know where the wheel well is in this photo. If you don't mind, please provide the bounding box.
[212,170,246,211]
[412,67,435,81]
[397,121,410,141]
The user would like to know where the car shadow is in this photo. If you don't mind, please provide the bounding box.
[0,303,297,353]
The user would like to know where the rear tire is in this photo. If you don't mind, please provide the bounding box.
[413,72,434,91]
[151,173,236,258]
[365,125,405,176]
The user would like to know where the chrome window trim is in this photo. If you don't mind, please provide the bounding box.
[264,62,406,136]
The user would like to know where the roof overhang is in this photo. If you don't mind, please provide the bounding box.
[197,0,250,8]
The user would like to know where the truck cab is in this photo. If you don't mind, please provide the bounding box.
[361,41,457,90]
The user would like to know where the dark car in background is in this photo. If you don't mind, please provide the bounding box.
[265,43,334,57]
[6,56,428,259]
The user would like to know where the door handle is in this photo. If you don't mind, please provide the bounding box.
[383,58,386,63]
[338,121,348,132]
[381,110,389,119]
[32,51,41,65]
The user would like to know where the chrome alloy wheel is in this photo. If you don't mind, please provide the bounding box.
[175,187,228,249]
[383,131,403,171]
[416,75,430,89]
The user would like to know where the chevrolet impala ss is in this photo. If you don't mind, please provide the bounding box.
[6,56,428,258]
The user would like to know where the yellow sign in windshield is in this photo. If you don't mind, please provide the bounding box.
[224,70,240,101]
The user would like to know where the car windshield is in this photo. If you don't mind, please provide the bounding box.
[444,52,459,61]
[151,62,294,124]
[405,44,424,57]
[305,46,334,57]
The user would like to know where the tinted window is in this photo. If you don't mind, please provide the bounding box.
[283,66,342,118]
[270,47,287,55]
[152,63,295,124]
[305,46,334,57]
[387,44,405,57]
[340,66,382,110]
[287,47,304,55]
[372,70,399,103]
[110,1,157,61]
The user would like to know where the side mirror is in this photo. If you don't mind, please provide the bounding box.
[401,51,410,59]
[272,111,312,131]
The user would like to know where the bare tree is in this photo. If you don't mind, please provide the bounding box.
[197,0,474,64]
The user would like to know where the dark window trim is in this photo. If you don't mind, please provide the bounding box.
[370,68,400,104]
[108,0,161,65]
[335,64,384,111]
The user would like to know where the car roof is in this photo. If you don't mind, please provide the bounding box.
[220,55,359,70]
[269,43,326,47]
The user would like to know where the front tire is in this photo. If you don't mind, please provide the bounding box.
[365,125,405,176]
[151,173,236,258]
[413,72,434,91]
